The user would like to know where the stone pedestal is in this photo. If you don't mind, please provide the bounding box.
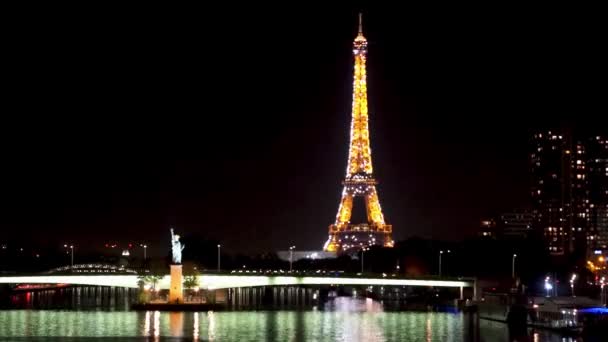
[169,264,183,303]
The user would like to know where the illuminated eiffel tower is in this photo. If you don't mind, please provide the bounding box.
[323,14,394,253]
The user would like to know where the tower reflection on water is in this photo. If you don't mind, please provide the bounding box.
[141,311,213,340]
[169,312,183,337]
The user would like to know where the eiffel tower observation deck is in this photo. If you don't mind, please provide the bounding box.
[324,14,394,254]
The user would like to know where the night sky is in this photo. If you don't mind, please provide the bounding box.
[2,5,606,255]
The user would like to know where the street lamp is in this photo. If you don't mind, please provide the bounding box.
[439,250,450,277]
[217,244,221,272]
[64,244,74,266]
[361,247,369,273]
[512,254,517,279]
[570,274,577,297]
[140,244,147,260]
[600,277,606,307]
[289,246,296,272]
[544,276,553,297]
[600,277,606,306]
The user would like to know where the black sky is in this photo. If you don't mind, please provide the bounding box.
[2,4,606,255]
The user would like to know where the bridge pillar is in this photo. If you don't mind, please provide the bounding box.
[473,277,478,301]
[169,264,183,303]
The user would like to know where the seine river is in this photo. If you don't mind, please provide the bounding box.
[0,290,571,340]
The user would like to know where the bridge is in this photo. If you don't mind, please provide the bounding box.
[0,273,474,293]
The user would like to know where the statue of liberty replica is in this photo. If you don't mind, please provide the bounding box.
[170,228,185,264]
[169,228,185,303]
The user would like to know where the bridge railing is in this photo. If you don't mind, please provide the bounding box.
[0,271,475,291]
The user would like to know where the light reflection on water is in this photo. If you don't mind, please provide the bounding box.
[193,311,199,340]
[153,310,160,339]
[0,298,572,341]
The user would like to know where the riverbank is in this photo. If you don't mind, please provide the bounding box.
[479,315,582,335]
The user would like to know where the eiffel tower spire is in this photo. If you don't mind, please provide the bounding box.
[324,14,394,254]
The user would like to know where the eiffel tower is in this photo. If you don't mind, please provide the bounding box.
[323,14,394,253]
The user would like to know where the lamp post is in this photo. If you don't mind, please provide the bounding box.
[512,254,517,279]
[361,247,369,273]
[600,277,606,306]
[439,250,450,277]
[140,244,147,260]
[289,246,296,272]
[64,244,74,266]
[570,274,577,297]
[217,244,221,272]
[544,276,553,297]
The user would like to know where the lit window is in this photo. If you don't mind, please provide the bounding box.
[577,160,582,165]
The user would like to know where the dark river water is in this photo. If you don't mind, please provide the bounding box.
[0,289,574,340]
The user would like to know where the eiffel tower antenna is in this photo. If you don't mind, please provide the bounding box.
[358,12,363,34]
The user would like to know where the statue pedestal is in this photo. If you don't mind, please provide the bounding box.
[169,264,183,303]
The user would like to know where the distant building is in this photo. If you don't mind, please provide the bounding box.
[530,130,575,255]
[587,135,608,254]
[478,219,497,238]
[499,210,534,239]
[571,139,589,258]
[477,210,533,240]
[276,250,337,262]
[530,130,608,258]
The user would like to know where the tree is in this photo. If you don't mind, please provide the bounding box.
[137,273,163,300]
[183,275,199,290]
